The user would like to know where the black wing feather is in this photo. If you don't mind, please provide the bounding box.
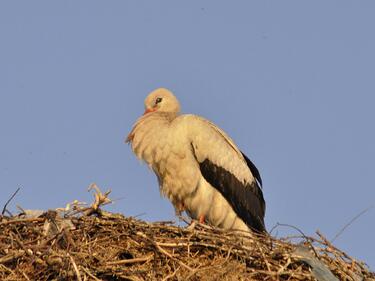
[198,156,266,233]
[241,151,263,188]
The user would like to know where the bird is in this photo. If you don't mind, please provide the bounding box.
[126,88,266,233]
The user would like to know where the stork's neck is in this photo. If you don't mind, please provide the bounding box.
[144,111,179,123]
[128,110,182,166]
[138,111,178,126]
[127,111,178,143]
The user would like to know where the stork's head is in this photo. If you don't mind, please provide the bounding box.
[143,88,180,115]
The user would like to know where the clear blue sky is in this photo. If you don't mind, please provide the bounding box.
[1,1,374,270]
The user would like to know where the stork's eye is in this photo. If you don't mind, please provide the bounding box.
[155,97,163,104]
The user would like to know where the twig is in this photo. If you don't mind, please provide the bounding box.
[0,217,45,225]
[0,264,15,275]
[277,257,292,275]
[136,232,194,272]
[105,254,154,266]
[221,246,233,265]
[255,240,271,273]
[3,209,12,216]
[10,231,32,257]
[331,205,374,243]
[81,267,101,281]
[67,253,82,281]
[0,250,25,264]
[272,223,319,258]
[2,187,20,215]
[156,241,194,272]
[20,270,31,281]
[162,266,181,281]
[316,231,352,260]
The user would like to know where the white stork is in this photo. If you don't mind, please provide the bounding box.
[126,88,266,233]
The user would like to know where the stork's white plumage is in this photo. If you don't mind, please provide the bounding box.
[126,88,266,232]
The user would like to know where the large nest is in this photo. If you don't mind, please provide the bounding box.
[0,187,374,281]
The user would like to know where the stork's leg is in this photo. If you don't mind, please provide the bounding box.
[187,215,205,231]
[174,201,185,216]
[199,215,205,224]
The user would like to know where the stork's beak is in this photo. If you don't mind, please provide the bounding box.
[125,132,134,143]
[143,108,156,115]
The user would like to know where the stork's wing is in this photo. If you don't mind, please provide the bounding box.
[241,151,263,188]
[179,115,266,232]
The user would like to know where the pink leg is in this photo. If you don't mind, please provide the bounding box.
[199,215,205,224]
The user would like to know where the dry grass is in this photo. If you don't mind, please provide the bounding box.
[0,187,374,281]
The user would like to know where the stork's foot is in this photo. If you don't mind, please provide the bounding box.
[186,215,206,231]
